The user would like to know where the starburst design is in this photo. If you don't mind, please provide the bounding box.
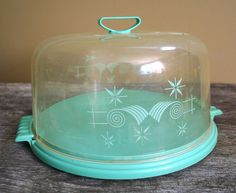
[165,78,186,99]
[177,122,187,136]
[101,131,115,148]
[105,86,127,106]
[134,127,151,143]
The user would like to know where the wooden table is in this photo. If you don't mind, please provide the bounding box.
[0,83,235,193]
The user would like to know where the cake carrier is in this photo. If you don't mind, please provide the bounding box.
[16,16,222,179]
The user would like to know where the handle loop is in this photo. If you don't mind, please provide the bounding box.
[210,106,223,119]
[98,16,141,34]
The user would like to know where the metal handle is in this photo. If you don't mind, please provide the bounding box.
[98,16,141,34]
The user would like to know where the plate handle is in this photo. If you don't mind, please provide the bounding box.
[15,115,34,144]
[210,106,223,119]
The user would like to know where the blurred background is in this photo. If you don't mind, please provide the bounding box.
[0,0,235,83]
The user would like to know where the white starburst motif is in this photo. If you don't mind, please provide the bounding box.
[134,127,151,143]
[101,131,115,148]
[177,122,188,136]
[164,78,186,99]
[105,86,127,106]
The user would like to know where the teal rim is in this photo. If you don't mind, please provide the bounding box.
[16,114,221,179]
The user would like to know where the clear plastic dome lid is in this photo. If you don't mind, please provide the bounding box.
[31,16,214,162]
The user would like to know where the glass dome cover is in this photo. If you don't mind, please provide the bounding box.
[16,16,222,179]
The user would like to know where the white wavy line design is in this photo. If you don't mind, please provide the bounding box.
[121,105,149,125]
[149,101,178,122]
[120,101,183,125]
[107,101,183,126]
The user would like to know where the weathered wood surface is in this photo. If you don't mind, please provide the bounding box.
[0,83,235,193]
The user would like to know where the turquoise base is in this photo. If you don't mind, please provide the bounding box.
[16,115,221,179]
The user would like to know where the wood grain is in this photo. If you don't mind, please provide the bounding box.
[0,83,235,193]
